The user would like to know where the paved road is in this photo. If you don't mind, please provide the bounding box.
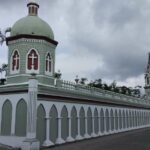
[43,128,150,150]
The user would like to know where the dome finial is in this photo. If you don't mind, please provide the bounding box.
[27,0,39,16]
[28,0,38,3]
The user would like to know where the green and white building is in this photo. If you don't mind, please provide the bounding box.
[0,1,150,150]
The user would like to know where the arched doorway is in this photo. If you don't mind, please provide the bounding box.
[71,107,77,138]
[15,99,27,136]
[50,105,58,143]
[36,104,46,145]
[94,108,99,134]
[1,100,12,135]
[79,107,85,136]
[87,108,92,135]
[61,106,69,140]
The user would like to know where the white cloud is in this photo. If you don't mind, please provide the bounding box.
[0,0,150,87]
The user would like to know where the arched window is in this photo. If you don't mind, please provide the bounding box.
[45,53,52,75]
[27,49,39,73]
[11,50,20,74]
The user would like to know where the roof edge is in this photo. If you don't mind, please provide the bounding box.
[6,34,58,46]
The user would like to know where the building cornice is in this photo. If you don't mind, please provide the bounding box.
[6,34,58,46]
[38,85,150,109]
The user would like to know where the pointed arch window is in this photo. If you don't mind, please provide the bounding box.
[27,49,39,73]
[11,50,20,74]
[45,53,53,75]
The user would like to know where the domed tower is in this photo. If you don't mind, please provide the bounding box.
[6,0,58,85]
[145,53,150,97]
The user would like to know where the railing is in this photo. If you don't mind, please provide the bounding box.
[56,79,150,106]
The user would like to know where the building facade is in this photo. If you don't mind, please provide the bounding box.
[0,1,150,150]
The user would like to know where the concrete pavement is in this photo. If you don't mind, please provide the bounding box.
[43,128,150,150]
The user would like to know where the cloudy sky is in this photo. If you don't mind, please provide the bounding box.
[0,0,150,87]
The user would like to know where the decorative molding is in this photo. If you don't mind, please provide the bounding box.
[7,38,55,48]
[6,34,58,46]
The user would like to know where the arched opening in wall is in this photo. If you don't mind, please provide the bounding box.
[50,105,58,144]
[122,110,125,129]
[36,104,46,145]
[115,110,118,130]
[142,112,144,125]
[131,110,133,127]
[129,111,132,128]
[1,100,12,135]
[126,111,129,128]
[139,111,142,126]
[148,112,149,125]
[79,107,85,137]
[71,106,77,139]
[119,110,122,130]
[132,111,135,127]
[15,99,27,136]
[144,112,146,125]
[61,106,69,140]
[145,112,147,125]
[148,113,150,124]
[110,109,114,131]
[105,109,110,132]
[27,49,39,73]
[11,50,20,73]
[137,111,140,126]
[87,107,92,135]
[94,108,98,134]
[100,109,104,133]
[45,52,53,75]
[141,111,143,126]
[134,111,137,127]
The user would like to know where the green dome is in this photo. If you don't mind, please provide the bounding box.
[11,16,54,40]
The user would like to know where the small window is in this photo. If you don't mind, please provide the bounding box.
[32,6,34,14]
[27,49,38,71]
[147,78,149,85]
[29,7,32,14]
[11,50,20,74]
[45,53,52,75]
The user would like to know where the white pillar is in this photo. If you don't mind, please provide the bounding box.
[113,116,116,133]
[125,115,127,130]
[0,104,2,134]
[43,117,54,146]
[118,115,120,132]
[76,116,82,140]
[91,116,97,137]
[26,76,38,139]
[23,75,40,150]
[109,116,112,133]
[84,117,90,138]
[98,116,102,136]
[56,117,65,144]
[104,116,107,134]
[11,104,16,135]
[66,116,74,142]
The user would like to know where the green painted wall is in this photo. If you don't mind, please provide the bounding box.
[7,40,56,85]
